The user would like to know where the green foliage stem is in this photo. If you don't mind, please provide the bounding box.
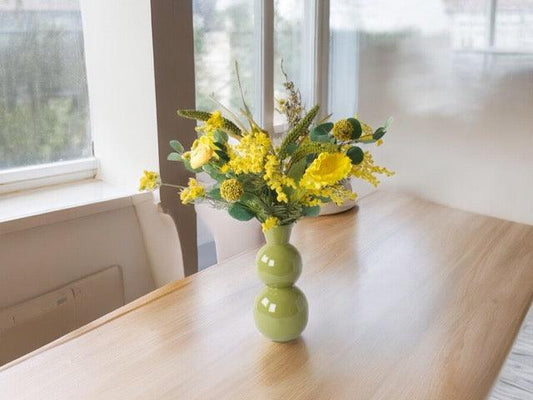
[278,104,320,159]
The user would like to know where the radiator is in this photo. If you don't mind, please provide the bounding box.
[0,265,124,365]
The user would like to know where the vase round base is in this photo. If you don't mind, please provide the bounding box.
[253,285,308,343]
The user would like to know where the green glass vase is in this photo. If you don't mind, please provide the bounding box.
[253,224,308,342]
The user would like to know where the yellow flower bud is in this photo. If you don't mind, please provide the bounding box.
[190,141,213,169]
[220,178,243,202]
[332,119,354,142]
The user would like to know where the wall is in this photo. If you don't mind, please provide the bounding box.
[356,33,533,225]
[80,0,159,191]
[0,204,155,309]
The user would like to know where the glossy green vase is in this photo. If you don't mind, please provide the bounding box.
[253,224,308,342]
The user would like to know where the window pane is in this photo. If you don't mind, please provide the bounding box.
[193,0,256,115]
[329,0,359,120]
[495,0,533,49]
[445,0,490,50]
[0,0,91,170]
[274,0,304,126]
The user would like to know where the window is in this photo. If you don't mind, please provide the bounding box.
[192,0,257,114]
[445,0,533,53]
[192,0,329,133]
[0,0,93,190]
[273,0,305,127]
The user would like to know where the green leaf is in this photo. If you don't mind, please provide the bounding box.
[358,135,376,144]
[310,125,332,143]
[384,116,393,130]
[373,127,386,140]
[183,158,201,172]
[287,158,307,182]
[317,122,334,133]
[347,146,364,164]
[213,141,226,150]
[214,150,230,162]
[207,188,222,200]
[214,130,228,143]
[228,203,255,221]
[167,152,183,162]
[169,140,184,153]
[303,206,321,217]
[285,143,298,155]
[202,164,225,182]
[347,118,362,139]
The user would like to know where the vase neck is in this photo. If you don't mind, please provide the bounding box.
[264,224,293,245]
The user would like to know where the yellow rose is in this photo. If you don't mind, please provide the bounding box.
[189,140,213,169]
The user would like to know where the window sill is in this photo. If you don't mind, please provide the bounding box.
[0,179,153,235]
[0,158,98,195]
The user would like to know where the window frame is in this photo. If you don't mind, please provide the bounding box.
[255,0,331,133]
[0,157,98,195]
[0,2,95,195]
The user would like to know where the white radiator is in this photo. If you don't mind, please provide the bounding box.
[0,265,124,365]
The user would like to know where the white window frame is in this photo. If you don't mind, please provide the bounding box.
[0,3,96,195]
[254,0,331,134]
[0,157,98,195]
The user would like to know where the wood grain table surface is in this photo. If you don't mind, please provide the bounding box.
[1,191,532,400]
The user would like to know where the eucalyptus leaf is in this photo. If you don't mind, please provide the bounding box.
[347,146,364,164]
[373,127,386,140]
[303,206,321,217]
[207,188,222,200]
[317,122,334,133]
[215,150,230,162]
[169,140,184,153]
[384,116,394,130]
[287,158,307,182]
[167,152,183,162]
[228,203,255,221]
[310,126,333,143]
[347,118,362,139]
[213,141,226,150]
[214,130,228,143]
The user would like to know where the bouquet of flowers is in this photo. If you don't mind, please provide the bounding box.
[140,73,393,232]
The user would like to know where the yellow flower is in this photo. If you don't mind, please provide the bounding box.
[188,136,215,169]
[301,183,356,207]
[220,178,243,202]
[196,110,224,135]
[227,132,271,174]
[262,216,279,232]
[300,152,352,190]
[332,119,354,141]
[139,170,161,191]
[180,178,205,204]
[351,151,394,187]
[263,154,296,203]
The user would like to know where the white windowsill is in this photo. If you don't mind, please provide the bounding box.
[0,179,153,235]
[0,158,99,195]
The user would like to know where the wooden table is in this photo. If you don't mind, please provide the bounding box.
[1,191,532,399]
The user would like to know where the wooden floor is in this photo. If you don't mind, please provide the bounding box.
[489,304,533,399]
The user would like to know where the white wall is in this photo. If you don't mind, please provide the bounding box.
[356,34,533,225]
[0,204,155,309]
[80,0,159,191]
